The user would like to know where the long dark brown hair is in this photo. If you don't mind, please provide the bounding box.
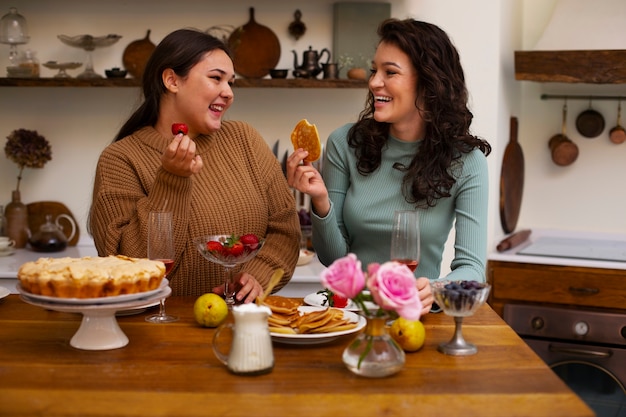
[113,29,231,142]
[348,18,491,208]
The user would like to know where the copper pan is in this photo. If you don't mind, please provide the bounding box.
[576,100,605,138]
[609,100,626,144]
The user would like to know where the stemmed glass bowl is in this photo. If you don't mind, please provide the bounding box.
[194,234,265,308]
[432,280,491,356]
[57,34,121,79]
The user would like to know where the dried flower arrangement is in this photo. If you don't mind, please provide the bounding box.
[4,128,52,192]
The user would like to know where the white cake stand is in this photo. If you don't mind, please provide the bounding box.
[19,284,171,350]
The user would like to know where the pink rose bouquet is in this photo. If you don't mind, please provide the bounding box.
[320,253,422,321]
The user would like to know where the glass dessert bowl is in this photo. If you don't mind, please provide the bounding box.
[193,234,265,308]
[432,280,491,355]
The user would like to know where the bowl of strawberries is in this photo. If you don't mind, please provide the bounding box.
[194,234,265,268]
[193,233,265,307]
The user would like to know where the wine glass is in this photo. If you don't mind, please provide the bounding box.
[390,210,420,272]
[432,280,491,355]
[145,211,178,323]
[193,234,265,308]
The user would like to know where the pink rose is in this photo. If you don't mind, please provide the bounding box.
[367,261,422,321]
[367,262,380,276]
[320,253,365,299]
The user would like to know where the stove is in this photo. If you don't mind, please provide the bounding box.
[504,303,626,416]
[518,236,626,263]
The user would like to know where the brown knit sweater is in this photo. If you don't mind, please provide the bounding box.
[90,121,300,296]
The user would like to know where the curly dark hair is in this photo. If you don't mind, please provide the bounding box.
[348,18,491,208]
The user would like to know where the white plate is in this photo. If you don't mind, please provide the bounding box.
[0,248,15,257]
[0,286,10,300]
[270,306,366,345]
[297,249,314,266]
[116,301,160,316]
[303,291,378,312]
[17,279,169,305]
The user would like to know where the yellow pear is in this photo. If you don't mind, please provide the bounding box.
[193,293,228,327]
[390,317,426,352]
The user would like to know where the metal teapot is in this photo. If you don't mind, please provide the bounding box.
[292,46,330,78]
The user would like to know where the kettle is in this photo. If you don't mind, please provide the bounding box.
[292,46,330,78]
[29,214,77,252]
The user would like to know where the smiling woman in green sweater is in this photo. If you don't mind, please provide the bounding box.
[287,19,491,315]
[90,29,300,301]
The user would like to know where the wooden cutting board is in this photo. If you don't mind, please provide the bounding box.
[123,30,156,79]
[228,7,280,79]
[499,117,524,234]
[26,201,80,246]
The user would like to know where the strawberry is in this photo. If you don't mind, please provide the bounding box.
[207,240,223,253]
[171,123,188,135]
[332,294,349,308]
[240,233,260,250]
[228,242,244,257]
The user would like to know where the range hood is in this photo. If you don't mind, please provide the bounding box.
[514,0,626,84]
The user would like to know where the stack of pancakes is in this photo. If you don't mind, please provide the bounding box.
[263,295,357,334]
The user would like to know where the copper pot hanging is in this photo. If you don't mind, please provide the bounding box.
[608,100,626,144]
[549,103,579,166]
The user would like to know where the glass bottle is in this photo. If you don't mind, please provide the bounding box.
[342,312,405,378]
[5,190,29,248]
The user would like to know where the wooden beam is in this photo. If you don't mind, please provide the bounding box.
[514,50,626,84]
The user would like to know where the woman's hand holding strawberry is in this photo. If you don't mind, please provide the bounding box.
[162,123,203,177]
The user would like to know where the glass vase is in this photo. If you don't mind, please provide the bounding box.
[342,312,405,378]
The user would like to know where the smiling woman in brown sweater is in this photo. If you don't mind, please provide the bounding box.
[89,29,299,300]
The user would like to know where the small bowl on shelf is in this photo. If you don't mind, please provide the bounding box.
[105,67,127,78]
[269,69,288,79]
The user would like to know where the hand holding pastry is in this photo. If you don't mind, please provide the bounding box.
[286,119,330,216]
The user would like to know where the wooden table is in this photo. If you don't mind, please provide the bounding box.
[0,295,594,417]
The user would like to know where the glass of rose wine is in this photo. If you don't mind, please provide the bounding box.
[145,211,178,323]
[390,210,420,272]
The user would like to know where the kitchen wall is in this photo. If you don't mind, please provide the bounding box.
[9,0,602,273]
[518,0,626,235]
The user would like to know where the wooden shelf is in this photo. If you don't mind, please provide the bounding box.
[514,50,626,84]
[0,77,368,88]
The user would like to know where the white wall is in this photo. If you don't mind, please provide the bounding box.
[13,1,612,273]
[518,0,626,235]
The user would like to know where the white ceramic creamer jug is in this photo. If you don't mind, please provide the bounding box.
[212,303,274,375]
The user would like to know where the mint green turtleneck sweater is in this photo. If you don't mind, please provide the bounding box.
[311,123,489,282]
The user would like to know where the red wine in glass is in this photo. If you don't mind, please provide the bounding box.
[157,259,174,275]
[145,211,178,323]
[392,258,419,272]
[390,210,420,273]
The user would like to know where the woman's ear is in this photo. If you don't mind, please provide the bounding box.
[162,68,179,93]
